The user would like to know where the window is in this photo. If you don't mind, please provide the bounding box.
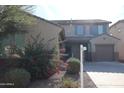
[15,33,25,48]
[98,25,103,34]
[75,25,84,35]
[90,25,98,35]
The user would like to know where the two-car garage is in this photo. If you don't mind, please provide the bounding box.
[90,34,119,62]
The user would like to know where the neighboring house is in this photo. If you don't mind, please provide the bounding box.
[2,13,64,59]
[52,19,119,61]
[109,20,124,61]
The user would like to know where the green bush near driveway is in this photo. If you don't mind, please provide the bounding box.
[66,57,80,74]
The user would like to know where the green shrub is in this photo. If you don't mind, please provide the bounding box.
[22,43,56,80]
[66,57,80,74]
[25,60,56,80]
[61,77,79,88]
[17,35,57,80]
[4,68,31,88]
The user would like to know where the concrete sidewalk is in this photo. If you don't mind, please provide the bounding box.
[87,72,124,88]
[84,62,124,88]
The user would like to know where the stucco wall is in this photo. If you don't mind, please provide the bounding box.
[109,22,124,61]
[61,24,75,36]
[61,23,109,37]
[25,18,62,59]
[109,22,124,40]
[62,24,93,37]
[90,34,119,61]
[90,34,119,52]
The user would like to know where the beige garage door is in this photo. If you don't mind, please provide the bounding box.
[95,45,114,61]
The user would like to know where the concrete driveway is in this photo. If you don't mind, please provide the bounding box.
[84,62,124,88]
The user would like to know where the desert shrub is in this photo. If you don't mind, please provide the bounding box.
[61,77,79,88]
[0,58,31,83]
[17,35,57,80]
[24,59,57,80]
[3,68,31,88]
[22,45,56,80]
[0,58,30,70]
[66,57,80,74]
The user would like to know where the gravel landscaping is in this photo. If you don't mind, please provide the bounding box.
[29,57,81,88]
[29,70,96,88]
[29,71,80,88]
[29,71,66,88]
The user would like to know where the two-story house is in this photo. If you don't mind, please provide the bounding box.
[52,19,119,62]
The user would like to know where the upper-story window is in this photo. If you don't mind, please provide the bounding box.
[75,25,84,35]
[90,24,105,36]
[98,25,103,34]
[90,25,98,36]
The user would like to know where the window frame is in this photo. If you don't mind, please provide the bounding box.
[75,25,84,35]
[98,25,103,34]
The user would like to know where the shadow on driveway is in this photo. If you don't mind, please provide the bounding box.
[84,62,124,73]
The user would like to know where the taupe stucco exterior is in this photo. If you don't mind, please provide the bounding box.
[90,34,119,61]
[52,20,119,62]
[2,14,63,59]
[109,20,124,61]
[24,16,63,59]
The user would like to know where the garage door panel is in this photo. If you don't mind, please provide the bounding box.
[95,45,114,61]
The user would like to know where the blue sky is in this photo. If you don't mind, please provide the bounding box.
[33,0,124,24]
